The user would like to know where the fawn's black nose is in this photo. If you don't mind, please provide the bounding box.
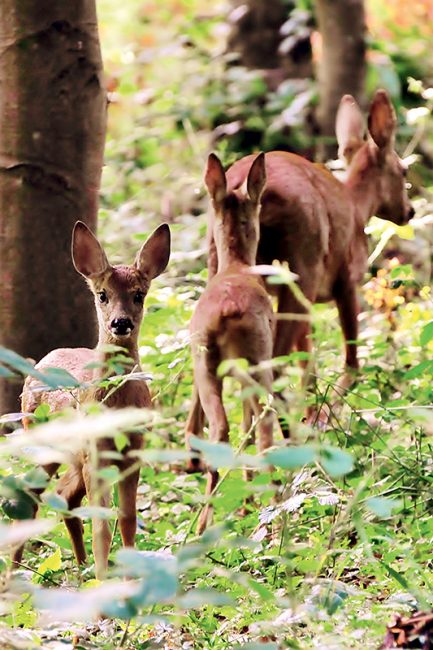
[111,318,134,336]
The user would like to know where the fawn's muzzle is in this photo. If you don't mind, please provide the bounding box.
[110,318,134,336]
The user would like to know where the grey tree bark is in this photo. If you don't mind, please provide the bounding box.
[315,0,366,160]
[0,2,107,415]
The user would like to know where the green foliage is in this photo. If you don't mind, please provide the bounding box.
[1,1,433,648]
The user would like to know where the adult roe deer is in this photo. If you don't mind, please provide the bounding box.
[14,221,170,578]
[204,90,414,425]
[186,152,275,533]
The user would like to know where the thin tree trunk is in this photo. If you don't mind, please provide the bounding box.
[315,0,366,160]
[0,2,107,415]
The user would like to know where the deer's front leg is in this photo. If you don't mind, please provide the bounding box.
[118,468,140,548]
[83,461,112,580]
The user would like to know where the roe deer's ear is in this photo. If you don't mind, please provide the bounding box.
[246,152,266,203]
[135,223,171,280]
[72,221,110,278]
[205,153,227,205]
[336,94,365,164]
[368,89,397,152]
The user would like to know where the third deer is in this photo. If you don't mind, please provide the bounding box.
[205,89,414,427]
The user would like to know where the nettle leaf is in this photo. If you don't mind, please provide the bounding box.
[319,447,354,477]
[266,445,316,469]
[420,321,433,347]
[366,496,402,518]
[38,547,62,575]
[188,435,235,468]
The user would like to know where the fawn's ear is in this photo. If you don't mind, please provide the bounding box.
[246,152,266,203]
[135,223,171,280]
[72,221,110,277]
[205,153,227,205]
[336,94,365,164]
[368,89,397,153]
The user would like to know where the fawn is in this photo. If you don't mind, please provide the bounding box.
[203,89,414,426]
[14,221,170,578]
[186,152,275,533]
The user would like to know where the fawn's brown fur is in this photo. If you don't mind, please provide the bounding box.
[15,221,170,578]
[205,90,413,426]
[186,153,275,533]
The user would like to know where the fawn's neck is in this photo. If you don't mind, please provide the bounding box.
[96,333,141,377]
[217,247,257,274]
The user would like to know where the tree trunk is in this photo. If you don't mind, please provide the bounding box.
[315,0,366,160]
[0,2,107,415]
[227,0,313,80]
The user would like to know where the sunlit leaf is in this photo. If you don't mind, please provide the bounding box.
[420,321,433,347]
[38,547,62,574]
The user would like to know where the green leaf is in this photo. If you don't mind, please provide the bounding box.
[71,506,114,520]
[178,588,234,608]
[366,496,402,518]
[266,445,316,469]
[248,578,276,601]
[34,403,51,421]
[420,321,433,347]
[38,547,62,574]
[217,357,249,377]
[115,549,178,607]
[320,447,354,477]
[404,360,433,379]
[379,560,411,592]
[40,367,81,389]
[2,489,35,520]
[42,493,68,513]
[188,435,235,468]
[23,467,50,490]
[114,431,129,452]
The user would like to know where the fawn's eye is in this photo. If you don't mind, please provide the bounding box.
[133,291,144,305]
[98,290,108,304]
